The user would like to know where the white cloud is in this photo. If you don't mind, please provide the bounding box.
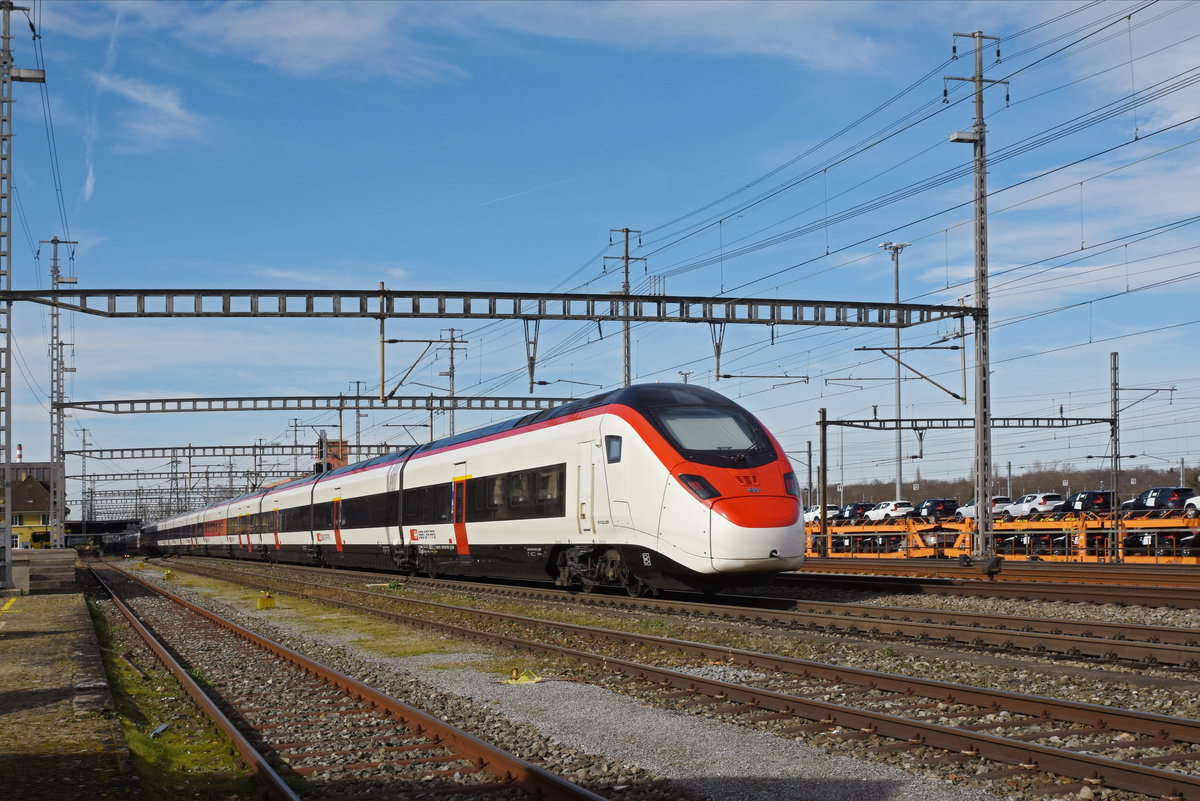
[463,0,884,70]
[253,262,411,287]
[173,1,466,83]
[94,72,206,152]
[82,162,95,202]
[101,0,896,82]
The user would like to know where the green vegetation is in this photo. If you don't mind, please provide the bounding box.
[186,667,214,688]
[88,598,258,801]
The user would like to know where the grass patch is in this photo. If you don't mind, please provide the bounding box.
[270,593,463,659]
[187,667,214,688]
[170,570,465,661]
[88,599,258,801]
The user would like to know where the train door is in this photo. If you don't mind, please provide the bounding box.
[453,462,469,556]
[272,505,281,551]
[331,489,344,552]
[577,442,597,539]
[387,461,404,548]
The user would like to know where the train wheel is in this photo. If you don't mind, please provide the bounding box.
[624,576,649,597]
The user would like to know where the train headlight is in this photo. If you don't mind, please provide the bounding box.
[783,471,799,498]
[678,473,721,501]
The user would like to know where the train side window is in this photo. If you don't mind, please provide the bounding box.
[605,435,622,464]
[508,473,530,507]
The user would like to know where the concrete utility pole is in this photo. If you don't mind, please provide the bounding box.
[607,228,644,387]
[947,31,1006,557]
[1,3,44,587]
[45,237,76,547]
[879,242,908,501]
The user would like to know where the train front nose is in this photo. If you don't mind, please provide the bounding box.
[709,495,805,572]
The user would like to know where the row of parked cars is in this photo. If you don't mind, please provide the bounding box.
[805,486,1200,556]
[805,486,1200,524]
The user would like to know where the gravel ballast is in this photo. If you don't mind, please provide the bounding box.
[136,564,1008,801]
[393,654,1003,801]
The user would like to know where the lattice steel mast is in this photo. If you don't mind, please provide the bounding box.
[0,2,42,588]
[947,31,1006,557]
[45,236,75,547]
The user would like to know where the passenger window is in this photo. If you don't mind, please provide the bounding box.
[605,435,622,464]
[508,473,530,506]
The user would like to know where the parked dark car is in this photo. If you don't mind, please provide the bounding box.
[1051,490,1113,515]
[1177,529,1200,556]
[1123,527,1182,556]
[909,498,959,520]
[996,529,1052,555]
[1050,528,1113,556]
[1120,486,1196,512]
[838,501,874,520]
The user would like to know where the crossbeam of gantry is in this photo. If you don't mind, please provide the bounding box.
[89,495,208,504]
[71,470,301,482]
[831,416,1114,431]
[65,444,394,459]
[0,289,976,328]
[57,394,574,415]
[90,487,261,498]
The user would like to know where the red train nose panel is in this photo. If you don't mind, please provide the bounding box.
[712,495,799,528]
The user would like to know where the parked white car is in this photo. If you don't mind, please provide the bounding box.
[865,500,913,521]
[1001,492,1064,518]
[1184,494,1200,517]
[803,503,841,523]
[955,496,1012,520]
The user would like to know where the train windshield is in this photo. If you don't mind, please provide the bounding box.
[651,405,775,468]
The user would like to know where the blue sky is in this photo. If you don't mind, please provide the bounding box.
[9,1,1200,515]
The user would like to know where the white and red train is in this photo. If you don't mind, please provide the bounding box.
[144,383,805,595]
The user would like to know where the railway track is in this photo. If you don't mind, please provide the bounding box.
[794,558,1200,606]
[800,555,1200,585]
[90,561,606,801]
[156,557,1200,800]
[169,557,1200,668]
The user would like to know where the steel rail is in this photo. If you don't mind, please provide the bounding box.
[791,566,1200,607]
[800,557,1200,587]
[181,560,1200,800]
[89,562,301,801]
[783,596,1200,643]
[167,557,1200,665]
[107,563,606,801]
